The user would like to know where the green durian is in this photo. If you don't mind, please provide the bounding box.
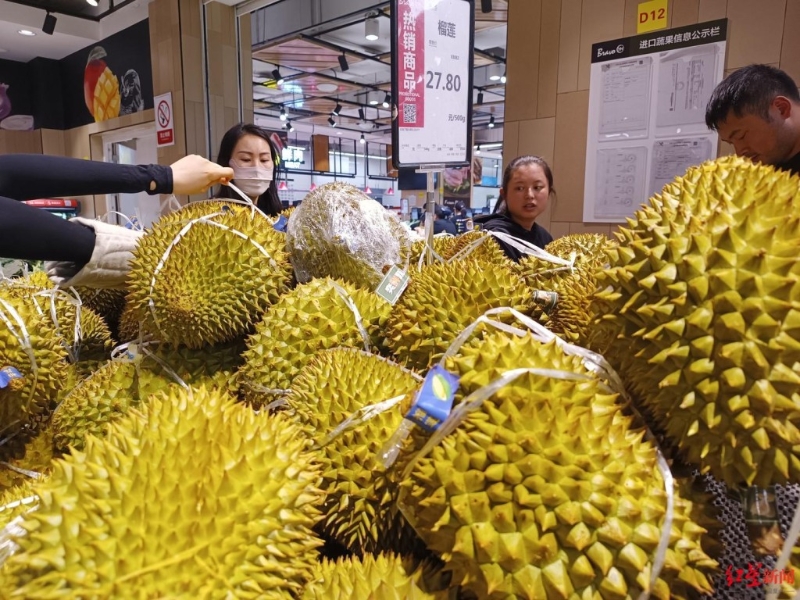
[52,340,244,452]
[0,479,38,531]
[289,348,421,554]
[399,330,718,600]
[286,182,412,290]
[239,277,390,404]
[445,230,513,266]
[0,421,54,492]
[301,553,445,600]
[74,287,127,338]
[385,259,531,370]
[4,385,324,599]
[126,200,293,348]
[589,156,800,487]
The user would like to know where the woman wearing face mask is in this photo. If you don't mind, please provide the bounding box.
[216,123,282,215]
[474,155,555,262]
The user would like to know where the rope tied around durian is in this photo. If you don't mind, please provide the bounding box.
[331,282,371,353]
[108,339,191,393]
[0,297,39,413]
[448,229,576,271]
[316,394,407,450]
[146,208,279,332]
[34,286,83,363]
[0,462,45,481]
[385,306,674,600]
[0,514,31,567]
[96,211,144,231]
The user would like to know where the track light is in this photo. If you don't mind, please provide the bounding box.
[42,12,56,35]
[489,64,502,81]
[368,92,379,105]
[382,92,391,109]
[488,116,495,128]
[481,0,492,13]
[500,71,507,84]
[332,102,342,116]
[272,68,284,85]
[338,53,349,71]
[476,90,484,105]
[365,17,379,41]
[279,106,287,121]
[286,119,294,132]
[360,134,365,145]
[328,116,337,127]
[86,0,98,5]
[475,144,481,154]
[358,107,366,121]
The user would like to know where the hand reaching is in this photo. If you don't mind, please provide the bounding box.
[170,155,234,195]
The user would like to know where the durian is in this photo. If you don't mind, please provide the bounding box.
[0,422,53,491]
[385,259,531,370]
[409,236,458,269]
[239,277,390,404]
[589,156,800,487]
[288,348,421,554]
[3,385,324,598]
[52,340,244,452]
[74,287,126,338]
[445,230,513,266]
[286,182,412,290]
[398,330,718,599]
[126,200,293,348]
[301,553,444,600]
[0,479,38,532]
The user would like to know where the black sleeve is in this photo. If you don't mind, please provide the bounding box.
[0,154,173,201]
[0,196,95,263]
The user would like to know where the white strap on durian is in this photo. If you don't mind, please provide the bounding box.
[331,282,371,353]
[146,210,278,331]
[0,462,44,481]
[241,380,291,398]
[767,500,800,600]
[0,514,31,567]
[485,230,576,268]
[34,287,83,363]
[0,297,38,410]
[318,394,406,449]
[97,211,143,231]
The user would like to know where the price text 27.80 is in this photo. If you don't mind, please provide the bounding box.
[425,71,462,92]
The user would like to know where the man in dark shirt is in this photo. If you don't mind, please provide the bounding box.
[705,64,800,175]
[433,204,457,235]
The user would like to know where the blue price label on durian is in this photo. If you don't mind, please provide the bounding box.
[0,366,23,389]
[273,215,288,232]
[405,365,459,432]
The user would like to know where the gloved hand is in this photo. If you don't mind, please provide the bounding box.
[45,218,144,289]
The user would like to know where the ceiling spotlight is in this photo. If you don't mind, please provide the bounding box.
[358,107,366,121]
[332,102,342,116]
[42,12,56,35]
[476,90,484,105]
[86,0,98,5]
[481,0,492,13]
[475,144,481,155]
[279,106,287,121]
[488,63,503,81]
[382,92,391,108]
[365,16,379,41]
[328,116,337,127]
[500,71,507,84]
[488,116,495,128]
[286,119,295,132]
[368,92,379,106]
[272,68,284,85]
[18,29,35,36]
[338,53,349,72]
[360,134,366,145]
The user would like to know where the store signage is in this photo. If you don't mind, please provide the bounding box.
[23,198,79,209]
[154,92,175,147]
[637,0,668,34]
[391,0,474,168]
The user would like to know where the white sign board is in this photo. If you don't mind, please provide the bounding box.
[392,0,474,168]
[154,92,175,148]
[584,19,727,222]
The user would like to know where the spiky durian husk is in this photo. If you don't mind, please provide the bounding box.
[398,331,719,600]
[444,230,513,266]
[74,287,126,337]
[0,479,38,532]
[4,385,324,598]
[286,182,412,291]
[0,291,68,461]
[589,156,800,488]
[116,300,140,343]
[409,236,459,269]
[301,553,445,600]
[385,259,531,370]
[239,278,390,405]
[0,421,54,492]
[52,340,244,452]
[125,200,293,348]
[289,348,421,554]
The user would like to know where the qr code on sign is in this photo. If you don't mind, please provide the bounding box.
[403,103,417,124]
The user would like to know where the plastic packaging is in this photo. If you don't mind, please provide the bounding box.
[286,182,412,290]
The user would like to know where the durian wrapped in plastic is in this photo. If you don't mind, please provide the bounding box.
[286,182,412,290]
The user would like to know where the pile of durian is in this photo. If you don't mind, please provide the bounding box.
[0,167,798,599]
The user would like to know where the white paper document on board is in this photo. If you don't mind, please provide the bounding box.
[594,146,648,219]
[649,137,714,197]
[656,45,718,128]
[599,58,652,138]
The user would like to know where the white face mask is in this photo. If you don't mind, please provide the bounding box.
[230,161,273,197]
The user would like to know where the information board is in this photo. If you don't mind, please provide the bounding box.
[391,0,474,168]
[583,19,727,223]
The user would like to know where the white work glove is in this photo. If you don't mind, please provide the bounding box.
[45,218,144,289]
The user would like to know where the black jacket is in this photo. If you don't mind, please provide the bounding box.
[0,154,172,262]
[777,152,800,176]
[474,213,553,262]
[434,218,457,235]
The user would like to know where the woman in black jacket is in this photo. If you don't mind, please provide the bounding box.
[0,153,232,287]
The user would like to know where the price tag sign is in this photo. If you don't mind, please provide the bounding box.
[391,0,474,168]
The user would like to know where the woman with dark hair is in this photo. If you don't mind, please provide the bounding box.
[475,155,554,261]
[216,123,283,216]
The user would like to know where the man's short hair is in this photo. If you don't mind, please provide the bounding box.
[434,204,446,219]
[705,64,800,131]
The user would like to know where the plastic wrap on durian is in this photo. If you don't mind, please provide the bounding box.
[286,182,412,290]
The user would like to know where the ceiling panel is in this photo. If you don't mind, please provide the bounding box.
[253,37,365,73]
